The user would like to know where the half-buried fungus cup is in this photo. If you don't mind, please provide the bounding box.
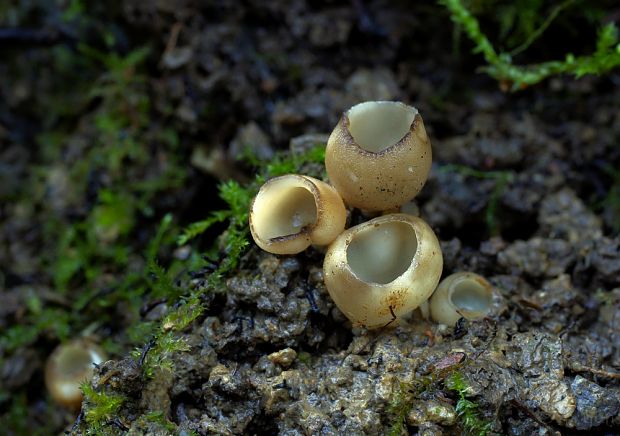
[429,272,494,326]
[249,174,347,255]
[45,339,107,409]
[323,213,443,329]
[325,101,432,211]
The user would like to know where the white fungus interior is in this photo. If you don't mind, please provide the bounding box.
[347,101,417,153]
[255,183,317,240]
[56,347,95,377]
[346,221,417,284]
[451,281,492,313]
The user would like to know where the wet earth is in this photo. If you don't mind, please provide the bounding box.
[1,1,620,435]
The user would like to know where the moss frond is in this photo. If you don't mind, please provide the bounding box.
[177,142,327,269]
[440,0,620,90]
[81,383,125,431]
[439,164,513,236]
[445,372,493,436]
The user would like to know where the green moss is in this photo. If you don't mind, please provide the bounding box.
[388,364,493,435]
[445,372,493,436]
[141,410,178,433]
[177,142,327,274]
[439,164,513,236]
[132,295,199,378]
[1,31,191,432]
[387,372,442,436]
[132,144,329,381]
[440,0,620,90]
[296,351,313,365]
[81,383,126,432]
[0,393,28,434]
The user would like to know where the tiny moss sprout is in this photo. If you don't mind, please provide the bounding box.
[80,382,125,431]
[445,372,493,435]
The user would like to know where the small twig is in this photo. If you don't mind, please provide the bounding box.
[66,408,84,434]
[473,317,498,360]
[109,417,129,431]
[382,305,398,328]
[509,0,577,57]
[94,369,121,388]
[164,22,183,54]
[138,339,156,367]
[510,399,560,435]
[571,363,620,379]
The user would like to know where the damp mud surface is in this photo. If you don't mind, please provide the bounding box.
[1,1,620,435]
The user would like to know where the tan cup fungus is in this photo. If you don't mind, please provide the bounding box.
[45,339,107,409]
[429,272,494,326]
[325,101,432,211]
[323,213,443,329]
[249,174,346,255]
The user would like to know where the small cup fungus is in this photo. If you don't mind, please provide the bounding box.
[249,174,346,254]
[45,339,107,409]
[325,101,432,211]
[323,213,443,329]
[429,272,494,326]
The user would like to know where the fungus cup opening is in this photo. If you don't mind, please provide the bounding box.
[346,220,417,284]
[45,340,106,408]
[430,272,493,326]
[252,177,318,240]
[55,346,101,377]
[250,174,346,254]
[451,279,493,315]
[324,213,443,329]
[326,101,431,211]
[347,101,417,153]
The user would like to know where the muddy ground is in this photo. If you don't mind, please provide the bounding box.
[1,1,620,435]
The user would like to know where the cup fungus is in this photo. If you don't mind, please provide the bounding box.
[323,213,442,329]
[429,271,494,326]
[249,174,346,254]
[325,101,432,211]
[45,339,107,409]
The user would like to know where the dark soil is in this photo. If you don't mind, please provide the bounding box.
[1,1,620,435]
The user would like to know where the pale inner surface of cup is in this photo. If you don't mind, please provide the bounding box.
[255,183,317,240]
[347,102,417,153]
[346,220,417,284]
[451,280,491,314]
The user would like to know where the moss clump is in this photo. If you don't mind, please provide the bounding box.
[388,375,437,436]
[441,0,620,90]
[439,164,513,236]
[177,142,327,276]
[388,365,493,435]
[445,372,493,436]
[81,382,126,432]
[133,143,327,381]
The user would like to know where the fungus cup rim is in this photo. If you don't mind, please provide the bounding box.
[249,174,320,245]
[341,101,420,156]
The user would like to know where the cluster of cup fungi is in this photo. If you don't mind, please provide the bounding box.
[250,101,495,329]
[44,101,497,412]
